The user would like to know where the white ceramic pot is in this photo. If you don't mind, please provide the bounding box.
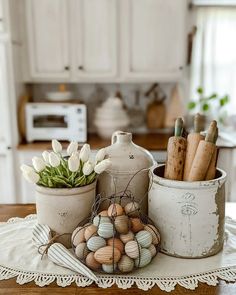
[35,181,96,248]
[148,164,226,258]
[97,131,155,213]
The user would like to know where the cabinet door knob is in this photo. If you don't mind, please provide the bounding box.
[64,66,70,70]
[78,65,84,70]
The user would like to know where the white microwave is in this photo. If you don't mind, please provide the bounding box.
[25,103,87,142]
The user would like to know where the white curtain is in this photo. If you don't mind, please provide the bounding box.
[190,7,236,114]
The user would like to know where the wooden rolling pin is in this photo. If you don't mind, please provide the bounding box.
[187,121,217,181]
[164,118,187,180]
[183,114,204,180]
[205,127,218,180]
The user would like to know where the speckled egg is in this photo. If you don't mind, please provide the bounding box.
[72,226,85,246]
[144,224,160,245]
[107,238,124,253]
[114,215,129,234]
[125,241,140,259]
[148,244,157,257]
[75,242,89,260]
[124,202,140,217]
[94,246,121,265]
[93,215,111,226]
[136,230,152,248]
[86,252,101,270]
[87,236,106,252]
[107,203,124,217]
[135,248,152,268]
[98,222,114,239]
[120,231,134,244]
[118,255,134,273]
[130,218,144,233]
[102,263,117,273]
[84,224,97,241]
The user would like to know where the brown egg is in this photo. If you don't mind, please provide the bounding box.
[114,215,129,234]
[84,224,97,241]
[94,246,121,265]
[85,252,101,270]
[130,218,144,233]
[75,242,90,260]
[107,203,124,217]
[120,231,134,244]
[124,202,140,217]
[107,238,124,253]
[144,224,161,245]
[72,226,85,246]
[99,210,108,216]
[118,255,134,273]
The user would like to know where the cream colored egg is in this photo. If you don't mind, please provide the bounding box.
[120,231,134,244]
[72,226,85,246]
[107,203,124,217]
[98,222,114,239]
[75,242,89,260]
[93,215,111,226]
[86,252,101,270]
[130,218,144,233]
[84,224,97,241]
[102,263,117,273]
[144,224,161,245]
[118,255,134,273]
[136,230,152,248]
[148,244,157,257]
[135,248,152,268]
[107,238,124,253]
[99,210,108,216]
[124,202,140,217]
[114,215,129,234]
[87,236,106,252]
[94,246,121,265]
[125,241,140,259]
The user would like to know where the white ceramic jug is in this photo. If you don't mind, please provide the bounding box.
[97,131,155,213]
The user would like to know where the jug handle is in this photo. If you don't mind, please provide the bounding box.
[111,130,123,144]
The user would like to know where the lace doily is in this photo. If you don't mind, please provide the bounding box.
[0,215,236,292]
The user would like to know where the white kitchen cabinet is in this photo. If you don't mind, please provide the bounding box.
[121,0,187,82]
[25,0,71,80]
[72,0,117,80]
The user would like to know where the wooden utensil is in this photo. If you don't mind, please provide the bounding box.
[164,118,187,180]
[205,128,218,180]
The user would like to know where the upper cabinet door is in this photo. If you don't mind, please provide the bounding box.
[26,0,70,80]
[73,0,117,80]
[121,0,187,81]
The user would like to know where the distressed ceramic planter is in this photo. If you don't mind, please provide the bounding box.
[35,181,96,248]
[97,131,155,213]
[148,164,226,258]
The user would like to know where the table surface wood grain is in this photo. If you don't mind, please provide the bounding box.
[0,203,235,295]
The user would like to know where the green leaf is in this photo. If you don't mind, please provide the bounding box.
[202,103,209,112]
[197,87,204,94]
[187,101,196,110]
[209,93,217,99]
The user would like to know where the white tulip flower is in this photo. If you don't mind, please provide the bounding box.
[67,141,78,156]
[42,151,50,163]
[20,164,34,174]
[52,139,62,153]
[49,152,61,167]
[68,155,80,172]
[94,159,111,174]
[95,148,106,162]
[23,170,40,184]
[79,144,90,163]
[83,161,94,176]
[32,157,46,172]
[72,151,80,158]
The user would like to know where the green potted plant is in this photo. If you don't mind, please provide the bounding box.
[21,140,111,247]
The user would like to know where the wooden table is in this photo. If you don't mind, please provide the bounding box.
[0,204,235,295]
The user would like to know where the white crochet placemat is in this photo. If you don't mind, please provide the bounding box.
[0,215,236,292]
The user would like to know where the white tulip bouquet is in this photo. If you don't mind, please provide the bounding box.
[21,140,111,188]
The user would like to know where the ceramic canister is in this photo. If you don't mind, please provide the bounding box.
[97,131,155,214]
[148,164,227,258]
